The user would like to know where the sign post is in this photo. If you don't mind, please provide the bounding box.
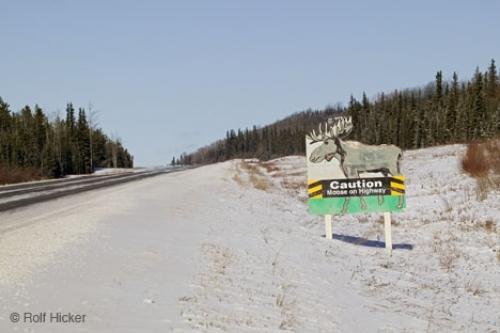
[384,212,392,255]
[306,116,405,255]
[325,214,332,240]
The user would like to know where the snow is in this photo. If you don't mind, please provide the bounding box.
[0,144,498,332]
[92,167,143,175]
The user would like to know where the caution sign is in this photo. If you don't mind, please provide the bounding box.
[308,177,405,199]
[306,116,406,215]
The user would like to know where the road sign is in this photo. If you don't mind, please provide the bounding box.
[306,116,406,215]
[306,116,405,254]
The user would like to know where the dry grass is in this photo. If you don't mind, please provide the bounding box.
[432,232,460,272]
[276,283,297,330]
[250,173,269,191]
[280,177,303,191]
[241,160,270,191]
[461,138,500,199]
[232,173,245,187]
[262,161,280,173]
[0,163,43,185]
[232,164,246,187]
[465,280,484,296]
[376,214,400,226]
[483,220,496,233]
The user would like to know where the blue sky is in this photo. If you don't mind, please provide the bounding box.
[1,1,499,166]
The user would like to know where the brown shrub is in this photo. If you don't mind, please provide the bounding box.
[462,138,500,199]
[462,142,489,177]
[0,163,43,185]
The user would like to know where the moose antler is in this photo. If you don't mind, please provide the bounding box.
[307,122,330,142]
[307,116,353,143]
[330,116,353,138]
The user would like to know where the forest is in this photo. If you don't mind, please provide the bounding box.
[176,59,500,165]
[0,100,133,184]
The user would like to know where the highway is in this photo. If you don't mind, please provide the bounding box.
[0,168,184,212]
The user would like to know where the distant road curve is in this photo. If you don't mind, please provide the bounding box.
[0,167,187,213]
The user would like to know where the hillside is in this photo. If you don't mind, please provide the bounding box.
[177,60,499,165]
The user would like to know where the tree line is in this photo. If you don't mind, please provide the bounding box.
[0,99,133,183]
[176,59,499,165]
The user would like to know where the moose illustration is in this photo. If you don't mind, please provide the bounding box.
[307,116,403,213]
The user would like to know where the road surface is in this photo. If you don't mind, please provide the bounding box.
[0,169,178,212]
[0,167,210,332]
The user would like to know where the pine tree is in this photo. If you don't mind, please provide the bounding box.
[347,95,361,140]
[33,105,46,171]
[360,92,370,142]
[414,89,425,148]
[18,105,36,167]
[0,97,12,163]
[445,72,459,142]
[433,71,444,143]
[486,59,498,135]
[472,69,487,139]
[63,103,76,174]
[77,108,92,173]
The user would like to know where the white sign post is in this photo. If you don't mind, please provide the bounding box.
[384,212,393,256]
[324,214,332,240]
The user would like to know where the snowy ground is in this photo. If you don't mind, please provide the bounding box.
[0,144,498,332]
[92,167,145,175]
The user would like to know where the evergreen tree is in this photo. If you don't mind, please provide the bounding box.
[33,105,46,170]
[486,59,499,135]
[472,69,487,139]
[77,108,91,173]
[0,97,12,163]
[63,103,76,174]
[445,72,459,142]
[433,71,444,144]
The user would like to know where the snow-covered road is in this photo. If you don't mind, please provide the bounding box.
[0,166,216,332]
[0,145,498,332]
